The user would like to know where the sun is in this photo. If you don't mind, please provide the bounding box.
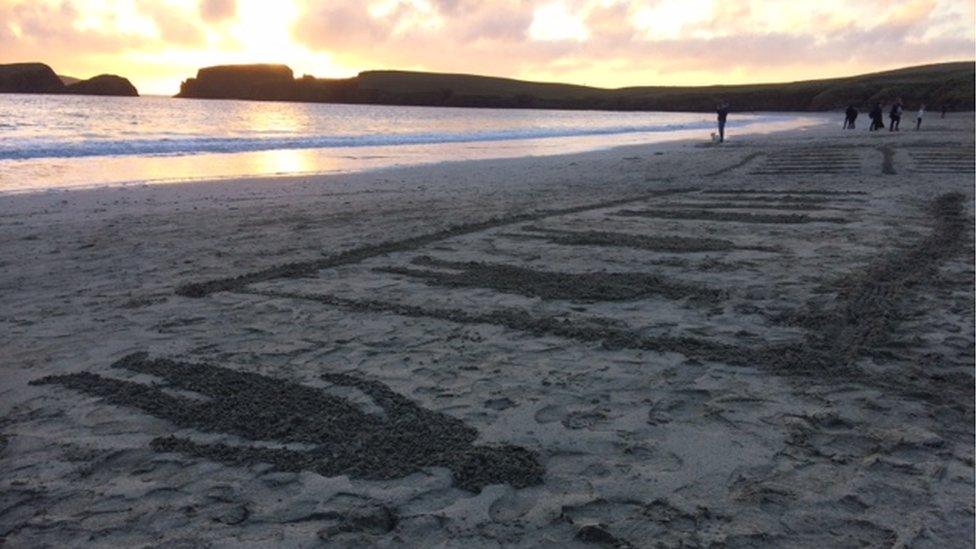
[230,0,301,63]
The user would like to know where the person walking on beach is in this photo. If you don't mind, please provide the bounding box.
[869,103,883,131]
[844,105,858,129]
[889,98,903,131]
[941,104,947,118]
[915,104,925,130]
[716,101,730,143]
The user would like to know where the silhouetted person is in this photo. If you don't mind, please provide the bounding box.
[889,98,903,131]
[716,102,730,143]
[915,104,925,130]
[941,105,947,118]
[869,103,884,131]
[844,105,858,129]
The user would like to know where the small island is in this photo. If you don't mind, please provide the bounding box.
[0,63,138,97]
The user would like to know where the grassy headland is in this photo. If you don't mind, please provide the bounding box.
[176,61,974,111]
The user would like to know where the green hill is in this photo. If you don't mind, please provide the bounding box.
[178,61,974,112]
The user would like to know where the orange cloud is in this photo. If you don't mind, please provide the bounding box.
[200,0,235,22]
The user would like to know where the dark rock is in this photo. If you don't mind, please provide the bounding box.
[0,63,64,93]
[0,63,139,96]
[64,74,138,97]
[178,64,298,100]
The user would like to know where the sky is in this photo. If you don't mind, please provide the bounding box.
[1,0,973,95]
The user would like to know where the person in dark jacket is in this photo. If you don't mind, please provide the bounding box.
[889,98,903,131]
[716,101,730,143]
[869,103,884,131]
[843,105,858,129]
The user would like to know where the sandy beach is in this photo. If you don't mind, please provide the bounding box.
[1,116,974,547]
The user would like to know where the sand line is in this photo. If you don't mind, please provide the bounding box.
[749,169,860,175]
[511,226,775,252]
[748,149,862,175]
[758,192,969,393]
[241,288,739,360]
[700,189,867,196]
[910,159,975,164]
[756,166,860,171]
[31,353,544,492]
[649,201,832,211]
[277,192,964,382]
[176,188,699,298]
[376,255,725,303]
[692,195,861,203]
[907,155,975,173]
[910,161,976,167]
[758,168,861,173]
[244,188,965,394]
[613,209,849,224]
[762,161,860,167]
[704,152,764,177]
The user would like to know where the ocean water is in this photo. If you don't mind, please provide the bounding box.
[0,94,818,192]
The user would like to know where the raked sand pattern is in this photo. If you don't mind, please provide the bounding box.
[1,117,974,547]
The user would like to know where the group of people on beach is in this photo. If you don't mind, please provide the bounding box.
[712,99,944,144]
[844,100,946,132]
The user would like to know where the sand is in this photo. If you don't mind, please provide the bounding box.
[1,115,974,548]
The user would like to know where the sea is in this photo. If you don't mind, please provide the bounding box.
[0,94,820,193]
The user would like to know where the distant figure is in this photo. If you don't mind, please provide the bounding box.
[869,103,884,131]
[843,105,858,129]
[916,104,925,130]
[889,98,903,131]
[716,102,730,143]
[941,105,947,118]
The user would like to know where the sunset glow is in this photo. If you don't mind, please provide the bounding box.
[1,0,973,95]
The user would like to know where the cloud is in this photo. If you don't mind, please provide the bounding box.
[200,0,235,22]
[137,0,207,46]
[288,0,973,83]
[0,0,971,94]
[291,2,390,50]
[0,1,144,55]
[528,3,589,42]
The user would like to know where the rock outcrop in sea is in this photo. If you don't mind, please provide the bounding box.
[63,74,138,96]
[0,63,65,94]
[0,63,139,97]
[178,64,297,100]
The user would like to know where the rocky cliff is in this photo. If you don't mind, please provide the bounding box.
[177,64,297,100]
